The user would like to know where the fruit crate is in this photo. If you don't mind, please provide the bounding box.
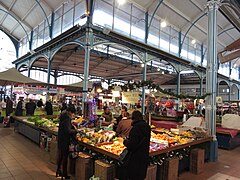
[94,160,115,180]
[159,158,179,180]
[190,148,205,174]
[75,152,94,180]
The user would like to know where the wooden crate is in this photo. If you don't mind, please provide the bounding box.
[68,158,76,175]
[190,148,205,174]
[75,152,94,180]
[94,160,115,180]
[145,165,157,180]
[159,158,179,180]
[49,140,57,164]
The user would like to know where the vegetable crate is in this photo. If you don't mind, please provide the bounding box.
[190,148,205,174]
[159,158,179,180]
[75,152,94,180]
[94,160,115,180]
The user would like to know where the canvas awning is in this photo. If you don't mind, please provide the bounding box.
[59,81,93,91]
[0,68,48,86]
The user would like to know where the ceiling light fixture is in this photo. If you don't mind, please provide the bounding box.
[161,21,167,28]
[162,71,165,74]
[191,39,196,44]
[157,67,160,71]
[141,63,145,67]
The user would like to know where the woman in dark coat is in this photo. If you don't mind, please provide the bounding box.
[45,101,53,115]
[56,107,77,179]
[123,110,151,180]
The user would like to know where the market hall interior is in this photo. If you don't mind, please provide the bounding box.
[0,125,240,180]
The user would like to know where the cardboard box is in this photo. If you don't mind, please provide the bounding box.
[68,158,76,175]
[159,158,179,180]
[190,148,205,174]
[145,165,157,180]
[75,152,94,180]
[49,140,57,164]
[94,160,115,180]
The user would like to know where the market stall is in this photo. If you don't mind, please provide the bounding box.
[13,114,211,179]
[216,114,240,149]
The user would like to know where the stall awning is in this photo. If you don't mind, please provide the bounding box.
[0,68,48,86]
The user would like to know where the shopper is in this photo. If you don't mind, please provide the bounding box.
[116,106,128,124]
[123,110,151,180]
[116,111,132,138]
[5,96,13,116]
[56,106,77,179]
[25,99,36,116]
[61,101,67,112]
[37,98,44,108]
[101,106,113,124]
[15,97,24,116]
[45,101,53,115]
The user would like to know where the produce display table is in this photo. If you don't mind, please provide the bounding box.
[13,116,58,145]
[216,127,240,149]
[77,137,212,160]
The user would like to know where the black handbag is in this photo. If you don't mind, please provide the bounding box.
[119,148,132,166]
[119,137,146,166]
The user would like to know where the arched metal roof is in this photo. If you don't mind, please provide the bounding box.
[0,0,239,49]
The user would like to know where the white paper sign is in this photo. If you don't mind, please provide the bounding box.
[216,96,222,104]
[122,92,139,104]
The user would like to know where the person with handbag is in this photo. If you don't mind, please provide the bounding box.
[123,110,151,180]
[56,106,78,179]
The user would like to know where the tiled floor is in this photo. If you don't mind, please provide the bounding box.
[1,125,240,180]
[0,125,56,180]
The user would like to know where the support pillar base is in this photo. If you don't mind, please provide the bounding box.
[209,140,218,162]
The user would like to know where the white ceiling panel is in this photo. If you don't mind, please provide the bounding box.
[0,0,14,8]
[24,5,48,28]
[2,15,17,30]
[11,0,35,18]
[155,4,189,29]
[166,0,201,20]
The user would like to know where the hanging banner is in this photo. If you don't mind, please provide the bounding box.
[122,92,139,104]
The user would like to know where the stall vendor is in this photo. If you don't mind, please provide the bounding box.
[102,106,114,124]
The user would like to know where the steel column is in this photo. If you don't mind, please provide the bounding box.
[145,12,149,44]
[141,53,147,115]
[228,83,231,101]
[177,72,181,110]
[54,69,58,85]
[29,30,34,51]
[50,12,54,39]
[205,0,220,162]
[82,27,93,113]
[47,60,51,84]
[27,66,31,77]
[200,77,203,96]
[238,85,240,100]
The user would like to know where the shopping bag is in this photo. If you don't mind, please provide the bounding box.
[119,148,132,166]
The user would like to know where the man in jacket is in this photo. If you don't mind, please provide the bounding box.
[116,111,132,138]
[123,110,151,180]
[15,97,24,116]
[25,99,36,116]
